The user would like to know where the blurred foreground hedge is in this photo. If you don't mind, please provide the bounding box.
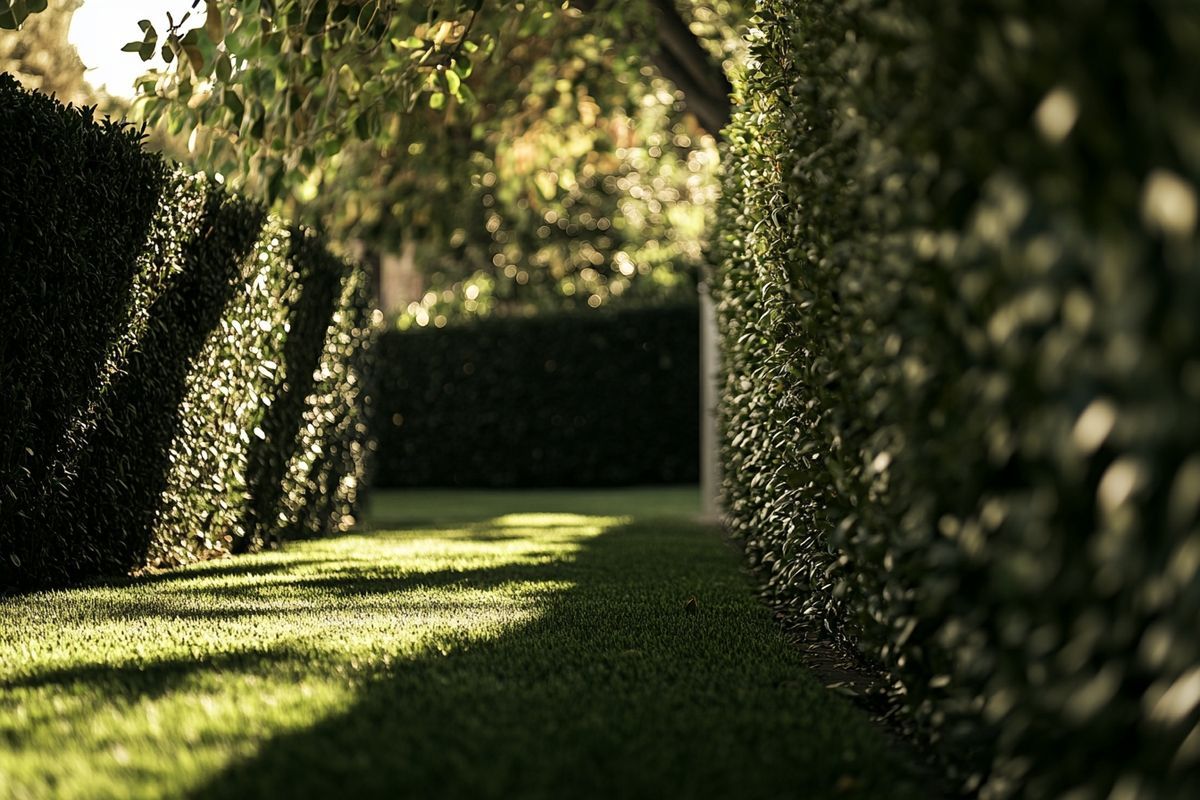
[372,305,699,487]
[717,3,1200,797]
[0,74,375,592]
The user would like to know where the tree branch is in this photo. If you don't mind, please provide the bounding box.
[646,0,731,134]
[572,0,732,137]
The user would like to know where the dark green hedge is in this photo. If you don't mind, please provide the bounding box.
[372,305,699,488]
[717,3,1200,797]
[0,74,374,592]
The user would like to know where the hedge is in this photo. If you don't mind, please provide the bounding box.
[372,305,699,488]
[0,74,374,592]
[716,3,1200,798]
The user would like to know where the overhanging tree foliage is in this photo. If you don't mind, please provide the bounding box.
[3,1,739,315]
[3,1,734,196]
[303,20,725,316]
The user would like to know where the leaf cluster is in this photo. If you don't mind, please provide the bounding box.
[123,0,554,204]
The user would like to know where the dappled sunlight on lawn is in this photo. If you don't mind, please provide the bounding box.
[0,496,925,800]
[0,515,618,800]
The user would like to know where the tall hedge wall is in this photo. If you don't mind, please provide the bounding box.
[372,305,699,488]
[0,74,374,592]
[717,3,1200,798]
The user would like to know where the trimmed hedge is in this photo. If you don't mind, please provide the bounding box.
[273,251,376,540]
[0,74,374,592]
[717,3,1200,798]
[1,73,168,586]
[372,305,699,488]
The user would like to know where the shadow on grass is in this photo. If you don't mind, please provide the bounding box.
[178,519,929,800]
[2,648,296,700]
[195,562,563,603]
[90,558,325,589]
[359,486,701,534]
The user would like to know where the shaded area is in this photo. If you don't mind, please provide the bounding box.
[2,648,297,701]
[0,75,167,591]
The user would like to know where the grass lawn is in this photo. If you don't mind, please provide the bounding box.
[0,488,928,799]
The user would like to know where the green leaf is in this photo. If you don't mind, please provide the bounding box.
[305,0,328,36]
[135,21,158,61]
[184,44,204,72]
[224,89,245,124]
[215,52,233,82]
[357,1,377,31]
[205,0,223,43]
[353,111,373,140]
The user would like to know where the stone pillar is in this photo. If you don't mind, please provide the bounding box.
[699,281,722,523]
[379,239,422,315]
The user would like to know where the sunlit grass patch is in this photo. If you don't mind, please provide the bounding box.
[0,515,612,800]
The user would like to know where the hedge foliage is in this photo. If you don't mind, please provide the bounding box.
[372,305,699,488]
[716,3,1200,797]
[0,74,374,592]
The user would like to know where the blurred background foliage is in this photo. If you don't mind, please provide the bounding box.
[0,0,89,102]
[1,0,746,322]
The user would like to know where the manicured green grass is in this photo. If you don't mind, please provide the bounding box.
[361,485,702,526]
[0,490,927,799]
